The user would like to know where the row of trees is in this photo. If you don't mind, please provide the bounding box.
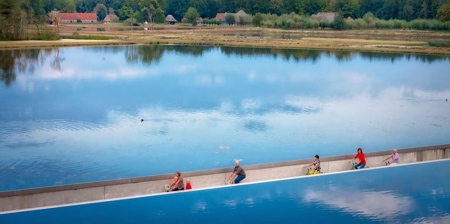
[39,0,450,23]
[247,12,450,30]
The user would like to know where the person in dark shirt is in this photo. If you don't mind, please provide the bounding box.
[227,160,246,184]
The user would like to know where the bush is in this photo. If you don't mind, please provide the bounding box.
[253,13,263,27]
[123,18,137,26]
[31,26,60,40]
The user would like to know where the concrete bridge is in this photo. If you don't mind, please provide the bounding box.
[1,144,449,213]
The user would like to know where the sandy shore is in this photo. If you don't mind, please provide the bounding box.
[1,26,449,55]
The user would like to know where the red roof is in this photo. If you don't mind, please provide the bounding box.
[215,13,226,20]
[60,13,97,21]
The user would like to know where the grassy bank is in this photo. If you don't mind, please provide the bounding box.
[0,25,449,56]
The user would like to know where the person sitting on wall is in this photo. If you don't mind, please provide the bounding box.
[383,148,400,165]
[167,172,184,191]
[305,155,321,175]
[227,160,246,184]
[351,147,366,169]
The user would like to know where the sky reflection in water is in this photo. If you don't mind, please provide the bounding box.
[0,45,449,190]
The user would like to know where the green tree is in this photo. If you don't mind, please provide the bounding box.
[400,4,415,21]
[63,1,77,12]
[419,0,429,18]
[333,13,345,29]
[165,0,189,21]
[94,3,108,21]
[76,0,97,13]
[139,0,165,24]
[297,0,326,15]
[30,0,45,18]
[225,14,235,24]
[253,13,263,26]
[0,0,24,40]
[437,2,450,21]
[184,7,199,25]
[190,0,208,18]
[269,0,284,14]
[381,0,399,19]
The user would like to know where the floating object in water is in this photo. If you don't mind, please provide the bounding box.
[219,146,230,150]
[141,119,144,122]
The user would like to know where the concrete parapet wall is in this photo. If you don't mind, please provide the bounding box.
[421,149,445,161]
[1,144,449,213]
[1,187,104,212]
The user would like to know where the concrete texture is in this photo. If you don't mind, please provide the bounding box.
[0,187,104,212]
[1,144,449,213]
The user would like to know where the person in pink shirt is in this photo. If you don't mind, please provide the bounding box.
[383,148,400,165]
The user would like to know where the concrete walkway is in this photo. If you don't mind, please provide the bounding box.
[1,144,449,213]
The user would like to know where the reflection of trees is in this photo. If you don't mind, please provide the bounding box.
[0,49,64,87]
[219,47,448,63]
[83,46,125,54]
[165,45,213,57]
[124,45,165,64]
[48,48,65,71]
[359,52,447,63]
[0,50,16,86]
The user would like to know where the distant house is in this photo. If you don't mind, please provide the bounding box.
[165,15,177,25]
[216,10,250,25]
[197,17,203,26]
[60,13,97,23]
[235,10,251,24]
[236,10,248,18]
[215,13,227,25]
[311,12,337,23]
[103,14,119,23]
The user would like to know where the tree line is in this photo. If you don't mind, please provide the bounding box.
[1,0,450,40]
[38,0,450,22]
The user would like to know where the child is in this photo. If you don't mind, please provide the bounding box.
[186,179,192,190]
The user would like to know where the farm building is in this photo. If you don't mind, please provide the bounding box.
[60,13,97,23]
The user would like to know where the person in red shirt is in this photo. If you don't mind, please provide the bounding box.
[185,179,192,190]
[351,148,366,169]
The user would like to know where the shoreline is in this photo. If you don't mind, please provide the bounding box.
[0,27,449,56]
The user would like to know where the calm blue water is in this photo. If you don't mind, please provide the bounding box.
[0,46,450,190]
[1,160,449,223]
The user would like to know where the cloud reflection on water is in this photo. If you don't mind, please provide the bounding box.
[302,186,414,221]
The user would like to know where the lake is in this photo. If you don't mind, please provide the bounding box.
[0,45,449,190]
